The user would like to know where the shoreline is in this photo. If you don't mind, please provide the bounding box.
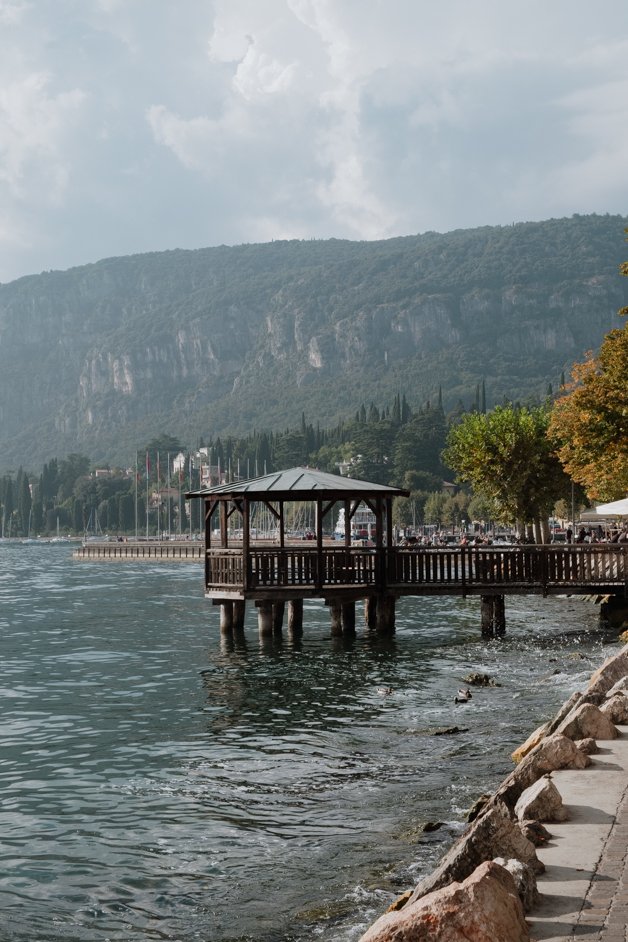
[358,642,628,941]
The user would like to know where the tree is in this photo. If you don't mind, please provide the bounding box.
[443,405,568,540]
[548,238,628,501]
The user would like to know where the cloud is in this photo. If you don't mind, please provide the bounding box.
[0,72,85,202]
[0,0,627,282]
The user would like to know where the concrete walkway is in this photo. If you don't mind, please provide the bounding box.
[528,726,628,941]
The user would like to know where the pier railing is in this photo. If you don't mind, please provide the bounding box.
[204,544,628,596]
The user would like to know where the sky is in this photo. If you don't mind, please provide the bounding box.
[1,0,628,284]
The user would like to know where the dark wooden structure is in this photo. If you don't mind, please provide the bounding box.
[187,466,408,635]
[187,467,628,637]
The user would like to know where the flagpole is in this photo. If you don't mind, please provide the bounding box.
[146,451,150,539]
[134,450,138,540]
[188,453,192,540]
[167,452,171,538]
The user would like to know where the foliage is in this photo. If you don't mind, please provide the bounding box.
[0,214,627,471]
[443,405,569,529]
[549,234,628,501]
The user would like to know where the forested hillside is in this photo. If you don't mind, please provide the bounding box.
[0,213,626,470]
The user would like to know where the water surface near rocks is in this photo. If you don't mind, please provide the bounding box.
[0,543,614,941]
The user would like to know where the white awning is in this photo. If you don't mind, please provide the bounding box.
[595,498,628,516]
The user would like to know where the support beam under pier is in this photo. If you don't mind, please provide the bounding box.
[376,594,396,634]
[272,601,285,635]
[219,601,233,635]
[480,594,506,637]
[256,600,274,636]
[287,599,303,636]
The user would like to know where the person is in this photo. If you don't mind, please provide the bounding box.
[576,527,587,543]
[566,527,573,543]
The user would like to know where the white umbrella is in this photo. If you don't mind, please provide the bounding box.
[595,497,628,516]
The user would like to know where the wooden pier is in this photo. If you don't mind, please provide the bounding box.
[185,467,628,638]
[74,540,204,561]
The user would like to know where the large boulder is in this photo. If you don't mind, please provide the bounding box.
[514,775,568,823]
[408,801,542,905]
[493,856,539,912]
[599,692,628,725]
[587,645,628,701]
[556,702,618,741]
[359,861,529,942]
[606,676,628,698]
[511,722,549,764]
[496,733,589,810]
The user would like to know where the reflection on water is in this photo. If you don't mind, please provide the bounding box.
[0,544,616,941]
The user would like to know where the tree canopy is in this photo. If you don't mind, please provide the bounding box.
[443,405,568,536]
[549,234,628,501]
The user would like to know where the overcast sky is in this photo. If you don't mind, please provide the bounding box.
[1,0,627,283]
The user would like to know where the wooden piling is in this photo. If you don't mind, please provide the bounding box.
[272,600,285,634]
[329,600,343,636]
[256,600,273,636]
[219,601,233,634]
[365,595,378,629]
[287,599,304,636]
[376,594,396,633]
[342,601,356,635]
[233,600,246,631]
[481,594,506,636]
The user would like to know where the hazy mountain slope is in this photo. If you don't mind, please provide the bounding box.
[0,213,626,469]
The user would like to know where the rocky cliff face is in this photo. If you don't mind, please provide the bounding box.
[0,215,626,468]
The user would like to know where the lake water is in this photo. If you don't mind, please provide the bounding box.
[0,543,617,941]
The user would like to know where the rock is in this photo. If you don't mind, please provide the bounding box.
[408,800,542,905]
[546,691,584,734]
[599,693,628,725]
[496,733,589,810]
[493,856,539,912]
[520,819,553,846]
[587,645,628,700]
[467,793,492,822]
[576,737,599,755]
[556,702,618,741]
[514,775,568,823]
[385,890,412,913]
[606,676,628,697]
[359,860,529,942]
[431,726,469,736]
[511,723,549,764]
[462,672,502,687]
[422,821,446,833]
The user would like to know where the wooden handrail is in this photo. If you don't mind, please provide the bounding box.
[203,544,628,595]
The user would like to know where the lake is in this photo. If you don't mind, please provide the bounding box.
[0,543,614,941]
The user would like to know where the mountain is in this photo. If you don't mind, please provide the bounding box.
[0,213,626,470]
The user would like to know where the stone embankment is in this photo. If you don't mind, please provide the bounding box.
[359,644,628,942]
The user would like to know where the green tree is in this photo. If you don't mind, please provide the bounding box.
[443,405,568,541]
[549,237,628,501]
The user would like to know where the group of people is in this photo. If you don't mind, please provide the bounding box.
[573,526,628,543]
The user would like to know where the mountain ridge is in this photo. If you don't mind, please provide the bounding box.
[1,213,626,470]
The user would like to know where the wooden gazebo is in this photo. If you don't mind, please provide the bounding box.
[187,466,408,635]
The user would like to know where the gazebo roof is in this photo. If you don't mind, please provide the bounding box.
[187,466,409,500]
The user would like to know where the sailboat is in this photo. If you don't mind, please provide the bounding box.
[83,509,104,544]
[50,516,71,544]
[21,508,39,544]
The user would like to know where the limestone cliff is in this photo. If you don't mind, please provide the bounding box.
[0,214,626,467]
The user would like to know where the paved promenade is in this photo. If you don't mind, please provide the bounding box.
[528,726,628,941]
